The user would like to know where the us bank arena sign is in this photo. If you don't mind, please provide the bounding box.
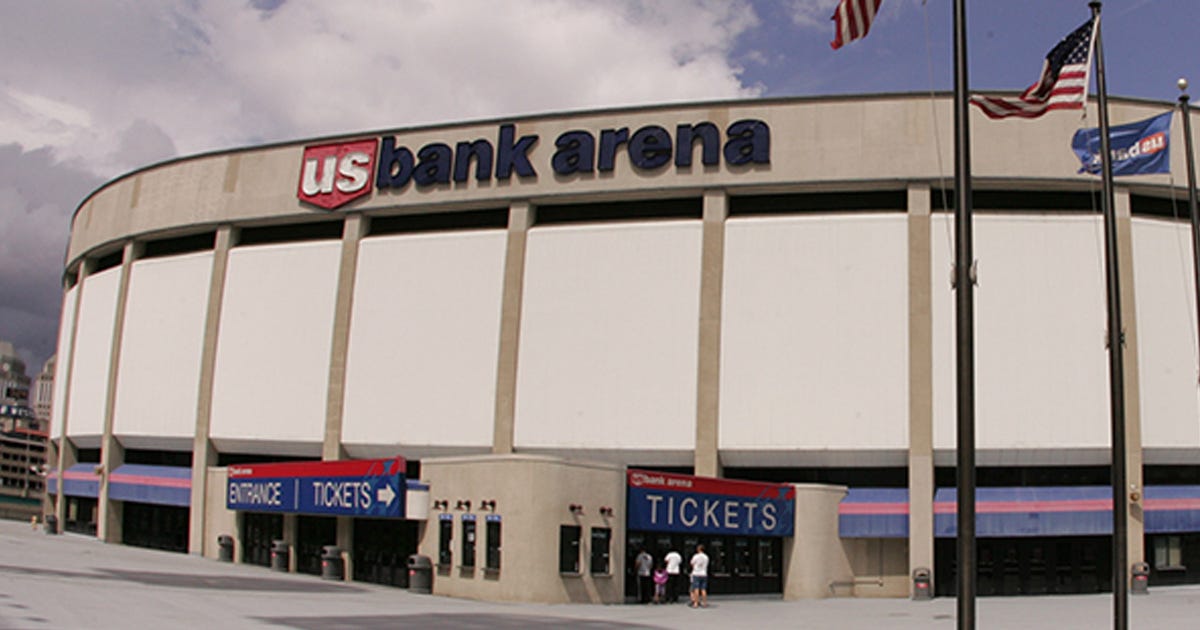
[297,119,771,210]
[627,469,795,537]
[227,457,406,518]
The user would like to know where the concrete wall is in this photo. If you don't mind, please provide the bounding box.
[65,267,121,446]
[721,214,908,466]
[113,252,212,446]
[782,483,849,599]
[209,241,341,454]
[419,455,625,604]
[341,230,506,457]
[202,467,236,560]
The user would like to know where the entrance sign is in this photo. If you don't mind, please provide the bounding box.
[227,457,405,518]
[626,470,794,537]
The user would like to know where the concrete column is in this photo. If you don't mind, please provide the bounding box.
[694,190,727,477]
[324,214,368,461]
[54,262,91,532]
[337,516,354,581]
[97,240,141,543]
[906,185,935,594]
[189,226,236,554]
[493,202,535,454]
[284,514,298,573]
[783,484,850,599]
[1115,188,1145,574]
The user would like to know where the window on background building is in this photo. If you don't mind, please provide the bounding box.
[559,525,581,574]
[438,517,453,566]
[485,519,501,571]
[1154,536,1185,570]
[461,518,476,568]
[590,527,611,575]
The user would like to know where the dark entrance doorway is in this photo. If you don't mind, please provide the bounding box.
[241,512,283,567]
[353,518,419,588]
[121,502,188,552]
[626,531,783,599]
[297,515,336,576]
[935,536,1112,596]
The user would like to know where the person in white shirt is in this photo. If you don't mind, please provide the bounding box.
[635,548,654,603]
[689,544,710,608]
[664,548,683,603]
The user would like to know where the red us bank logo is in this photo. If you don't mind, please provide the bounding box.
[297,139,379,210]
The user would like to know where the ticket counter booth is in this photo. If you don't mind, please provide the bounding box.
[625,470,794,599]
[225,457,416,581]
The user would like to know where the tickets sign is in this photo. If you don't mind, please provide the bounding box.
[626,470,795,537]
[227,457,405,518]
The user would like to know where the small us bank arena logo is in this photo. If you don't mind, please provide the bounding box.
[297,139,379,210]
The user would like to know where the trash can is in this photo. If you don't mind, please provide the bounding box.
[217,535,234,562]
[44,514,58,535]
[1131,562,1150,595]
[321,546,344,581]
[407,554,433,594]
[912,567,933,600]
[270,540,290,572]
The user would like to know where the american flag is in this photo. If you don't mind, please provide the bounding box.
[971,18,1097,119]
[830,0,883,50]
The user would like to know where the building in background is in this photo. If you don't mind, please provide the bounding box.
[45,94,1200,603]
[32,356,55,426]
[0,340,45,519]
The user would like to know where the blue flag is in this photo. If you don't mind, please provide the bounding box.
[1071,112,1171,176]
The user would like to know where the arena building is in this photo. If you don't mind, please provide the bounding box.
[45,93,1200,602]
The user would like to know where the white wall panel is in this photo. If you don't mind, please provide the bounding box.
[65,267,122,440]
[1132,218,1200,452]
[514,221,702,451]
[209,241,341,445]
[932,214,1110,461]
[342,231,506,448]
[51,286,78,441]
[113,252,213,440]
[720,214,908,452]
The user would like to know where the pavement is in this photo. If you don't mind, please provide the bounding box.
[1,519,1198,629]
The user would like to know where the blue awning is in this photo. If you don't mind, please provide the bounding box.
[47,463,192,507]
[839,488,909,538]
[109,464,192,507]
[47,463,101,499]
[840,486,1200,539]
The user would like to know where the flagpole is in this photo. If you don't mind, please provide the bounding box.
[1179,79,1200,382]
[1088,3,1128,629]
[951,0,976,628]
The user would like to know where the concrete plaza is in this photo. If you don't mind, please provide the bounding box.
[0,519,1197,629]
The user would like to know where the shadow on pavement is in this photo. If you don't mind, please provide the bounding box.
[257,613,665,630]
[0,564,366,593]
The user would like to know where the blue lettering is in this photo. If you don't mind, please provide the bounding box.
[415,143,453,186]
[724,119,770,166]
[628,125,672,170]
[675,122,720,167]
[552,131,595,175]
[454,139,494,183]
[376,137,415,190]
[597,128,629,172]
[496,124,538,179]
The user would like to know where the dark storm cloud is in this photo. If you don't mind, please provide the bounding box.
[0,145,104,369]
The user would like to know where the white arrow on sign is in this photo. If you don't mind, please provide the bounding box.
[377,483,397,507]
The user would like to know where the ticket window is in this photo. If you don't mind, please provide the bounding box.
[438,516,453,568]
[461,518,477,569]
[560,525,582,574]
[591,527,612,575]
[485,519,501,572]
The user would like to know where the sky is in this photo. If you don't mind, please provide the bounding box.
[1,0,1196,373]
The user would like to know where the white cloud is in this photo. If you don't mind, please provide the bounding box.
[0,0,762,178]
[0,0,763,368]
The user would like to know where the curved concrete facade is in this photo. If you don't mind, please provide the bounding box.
[50,93,1200,600]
